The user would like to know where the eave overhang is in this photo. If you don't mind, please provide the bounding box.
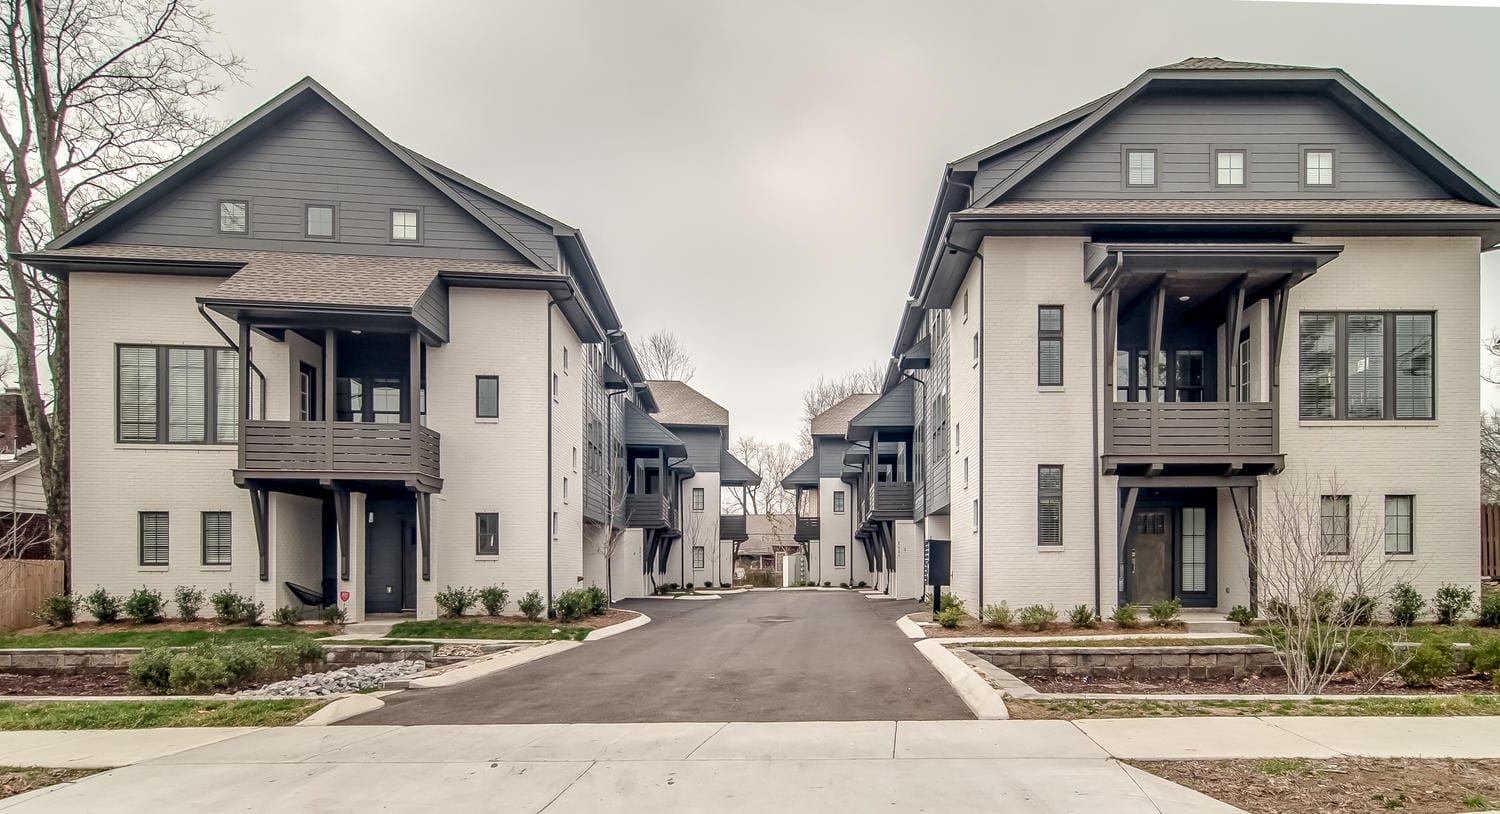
[781,456,819,489]
[1084,241,1344,288]
[846,378,916,443]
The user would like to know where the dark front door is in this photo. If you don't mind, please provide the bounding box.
[401,519,417,611]
[365,496,416,614]
[1127,510,1172,604]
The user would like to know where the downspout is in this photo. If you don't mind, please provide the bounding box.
[944,240,983,608]
[198,304,266,419]
[1088,252,1124,616]
[900,370,927,598]
[546,297,568,618]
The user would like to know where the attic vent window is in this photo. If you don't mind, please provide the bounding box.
[391,208,420,242]
[217,200,248,234]
[1125,149,1157,188]
[1215,150,1245,186]
[306,205,334,238]
[1304,149,1335,187]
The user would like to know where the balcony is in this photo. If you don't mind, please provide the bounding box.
[793,516,820,542]
[238,420,441,489]
[1103,401,1282,476]
[865,482,915,521]
[719,514,748,542]
[626,493,674,529]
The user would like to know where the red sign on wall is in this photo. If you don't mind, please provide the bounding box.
[339,591,350,602]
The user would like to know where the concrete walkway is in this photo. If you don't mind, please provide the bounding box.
[4,717,1499,812]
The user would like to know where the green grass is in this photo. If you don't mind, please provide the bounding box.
[1010,694,1500,720]
[1256,758,1316,776]
[321,639,436,647]
[0,699,327,730]
[1250,624,1500,647]
[386,619,588,641]
[0,627,329,649]
[1463,794,1492,810]
[959,637,1256,648]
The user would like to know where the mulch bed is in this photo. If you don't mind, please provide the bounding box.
[8,621,342,637]
[1135,758,1500,814]
[1018,671,1495,695]
[917,613,1188,639]
[440,609,639,630]
[0,669,135,696]
[0,768,102,800]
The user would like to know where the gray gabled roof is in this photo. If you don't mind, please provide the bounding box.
[1155,56,1319,71]
[646,380,729,427]
[781,456,820,489]
[809,393,879,437]
[622,400,687,457]
[846,378,915,442]
[719,450,761,486]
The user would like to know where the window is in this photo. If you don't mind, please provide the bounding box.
[1181,507,1206,592]
[572,447,578,472]
[390,209,420,241]
[562,348,569,373]
[563,477,570,503]
[199,511,231,566]
[139,511,169,566]
[963,456,970,488]
[1304,149,1335,186]
[1174,350,1205,402]
[117,346,239,443]
[1038,306,1063,386]
[1237,331,1251,403]
[305,204,334,238]
[474,376,498,418]
[1125,149,1156,187]
[551,511,559,539]
[954,422,960,451]
[833,491,845,513]
[476,513,498,556]
[693,546,705,569]
[1298,312,1434,420]
[692,487,704,512]
[972,333,979,364]
[298,363,316,422]
[834,545,846,567]
[962,290,970,322]
[972,498,979,530]
[217,200,248,233]
[552,373,559,399]
[1320,495,1350,555]
[1385,495,1413,555]
[1215,150,1245,187]
[1037,465,1062,546]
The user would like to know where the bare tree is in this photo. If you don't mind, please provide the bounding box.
[593,454,632,602]
[1484,409,1500,503]
[1234,472,1413,694]
[0,0,241,583]
[799,362,883,451]
[635,330,695,382]
[726,435,797,517]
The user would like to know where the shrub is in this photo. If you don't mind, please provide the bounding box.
[1347,633,1398,683]
[321,605,348,626]
[1433,583,1476,625]
[82,587,122,624]
[856,581,868,588]
[287,638,325,667]
[518,590,544,621]
[167,648,234,694]
[582,585,609,615]
[1389,582,1424,626]
[477,586,510,616]
[434,586,478,618]
[1148,599,1181,627]
[838,583,849,589]
[124,587,165,624]
[1398,641,1455,688]
[1111,604,1140,629]
[174,586,205,622]
[1069,604,1096,629]
[822,582,831,588]
[1479,594,1500,628]
[1018,604,1057,632]
[938,592,965,614]
[554,589,592,623]
[1467,639,1500,683]
[745,570,777,587]
[1263,598,1298,625]
[1226,605,1255,626]
[128,647,174,692]
[211,588,248,623]
[684,582,694,592]
[1339,594,1377,627]
[35,592,77,627]
[981,602,1012,629]
[240,601,265,627]
[720,582,731,589]
[272,605,301,626]
[934,607,964,629]
[219,641,271,683]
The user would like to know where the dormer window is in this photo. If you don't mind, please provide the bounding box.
[1215,150,1245,187]
[390,208,420,242]
[306,205,335,238]
[217,200,248,234]
[1125,149,1156,187]
[1304,149,1335,187]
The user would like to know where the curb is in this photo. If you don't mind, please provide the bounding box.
[914,639,1009,720]
[896,613,927,639]
[673,594,721,601]
[584,612,652,641]
[406,641,582,689]
[297,693,385,725]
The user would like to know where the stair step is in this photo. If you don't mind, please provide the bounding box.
[1182,619,1241,634]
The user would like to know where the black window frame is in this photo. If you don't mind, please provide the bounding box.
[1298,311,1435,421]
[692,545,705,569]
[389,207,421,243]
[1037,465,1063,546]
[833,545,846,568]
[1038,305,1064,386]
[116,344,240,444]
[475,375,499,418]
[475,512,499,556]
[304,203,336,239]
[1320,494,1351,555]
[1123,146,1158,189]
[832,491,845,513]
[1384,495,1414,556]
[1301,146,1337,189]
[201,511,231,566]
[691,487,705,512]
[139,511,169,566]
[216,199,248,234]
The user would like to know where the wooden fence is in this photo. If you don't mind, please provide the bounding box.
[1484,504,1500,579]
[0,559,62,630]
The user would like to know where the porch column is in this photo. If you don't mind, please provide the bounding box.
[340,491,368,623]
[1224,276,1248,403]
[238,321,251,470]
[1146,286,1166,402]
[323,329,336,468]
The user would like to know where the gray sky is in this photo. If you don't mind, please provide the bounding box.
[201,0,1500,443]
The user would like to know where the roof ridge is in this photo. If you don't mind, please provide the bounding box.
[1155,56,1321,71]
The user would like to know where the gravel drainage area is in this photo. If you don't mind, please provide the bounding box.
[237,661,428,697]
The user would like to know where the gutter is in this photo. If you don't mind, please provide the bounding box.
[944,240,982,609]
[546,297,565,618]
[1088,251,1125,616]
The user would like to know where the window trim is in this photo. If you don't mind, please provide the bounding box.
[1384,495,1414,556]
[1320,494,1351,555]
[1038,305,1064,386]
[1300,146,1338,189]
[475,375,499,419]
[115,344,239,445]
[200,511,231,566]
[139,511,169,567]
[304,203,337,239]
[475,512,499,556]
[216,199,249,235]
[833,545,846,568]
[832,491,845,514]
[1298,311,1436,421]
[691,487,704,512]
[1211,146,1248,189]
[1122,146,1159,189]
[692,545,705,569]
[1037,465,1063,546]
[389,207,422,243]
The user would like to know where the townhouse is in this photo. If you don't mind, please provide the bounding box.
[857,58,1499,612]
[24,78,725,620]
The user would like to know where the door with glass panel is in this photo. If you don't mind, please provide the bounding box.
[1114,348,1208,402]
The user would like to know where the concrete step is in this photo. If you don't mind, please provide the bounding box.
[1182,619,1241,634]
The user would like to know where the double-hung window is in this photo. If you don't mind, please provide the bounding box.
[834,545,846,567]
[692,487,705,512]
[476,375,499,418]
[1320,495,1351,555]
[1037,465,1062,546]
[139,511,169,566]
[1215,150,1245,187]
[832,491,845,513]
[1384,495,1413,555]
[1038,306,1063,386]
[1303,149,1335,187]
[476,513,499,556]
[1298,312,1434,420]
[117,345,239,443]
[1125,149,1156,187]
[692,546,705,569]
[201,511,231,566]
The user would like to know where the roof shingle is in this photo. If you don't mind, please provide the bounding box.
[646,380,729,427]
[1155,57,1319,71]
[810,393,879,437]
[966,199,1500,218]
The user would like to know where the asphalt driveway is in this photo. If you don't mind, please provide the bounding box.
[347,590,971,724]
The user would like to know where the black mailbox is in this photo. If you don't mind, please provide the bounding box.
[925,538,951,586]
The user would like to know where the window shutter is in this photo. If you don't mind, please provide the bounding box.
[118,347,158,441]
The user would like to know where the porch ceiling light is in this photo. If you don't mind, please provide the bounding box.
[1177,295,1191,302]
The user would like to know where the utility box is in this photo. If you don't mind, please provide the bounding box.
[925,538,951,587]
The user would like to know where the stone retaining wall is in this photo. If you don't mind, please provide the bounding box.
[968,645,1281,680]
[0,644,434,673]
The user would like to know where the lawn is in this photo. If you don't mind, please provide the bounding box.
[0,767,102,800]
[1133,758,1500,814]
[957,637,1257,649]
[0,627,331,649]
[0,699,327,730]
[386,619,589,641]
[1006,694,1500,720]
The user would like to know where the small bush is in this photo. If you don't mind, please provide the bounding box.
[82,587,122,624]
[1433,583,1476,625]
[684,583,695,592]
[1111,604,1140,629]
[981,602,1012,629]
[477,586,510,616]
[1398,641,1455,687]
[518,590,544,621]
[128,647,175,692]
[745,570,777,588]
[287,638,325,667]
[1018,604,1057,632]
[719,582,731,589]
[1347,633,1398,683]
[838,582,848,589]
[167,648,234,694]
[174,586,205,622]
[434,586,478,618]
[124,587,165,624]
[211,588,248,623]
[554,589,591,623]
[822,581,831,587]
[1479,594,1500,628]
[1263,598,1298,625]
[934,607,964,629]
[582,585,608,615]
[1226,605,1255,626]
[240,601,264,627]
[1339,594,1378,627]
[1069,604,1096,629]
[320,605,348,626]
[272,605,301,626]
[856,581,868,589]
[1468,639,1500,682]
[1148,599,1181,627]
[35,592,76,627]
[1389,582,1424,626]
[938,592,965,613]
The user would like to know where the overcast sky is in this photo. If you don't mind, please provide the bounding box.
[200,0,1500,443]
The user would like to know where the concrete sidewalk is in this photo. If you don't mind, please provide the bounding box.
[1,717,1497,812]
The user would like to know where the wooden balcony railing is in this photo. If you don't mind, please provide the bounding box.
[865,482,915,521]
[240,420,440,483]
[720,514,748,541]
[793,516,820,542]
[626,493,673,529]
[1106,401,1277,458]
